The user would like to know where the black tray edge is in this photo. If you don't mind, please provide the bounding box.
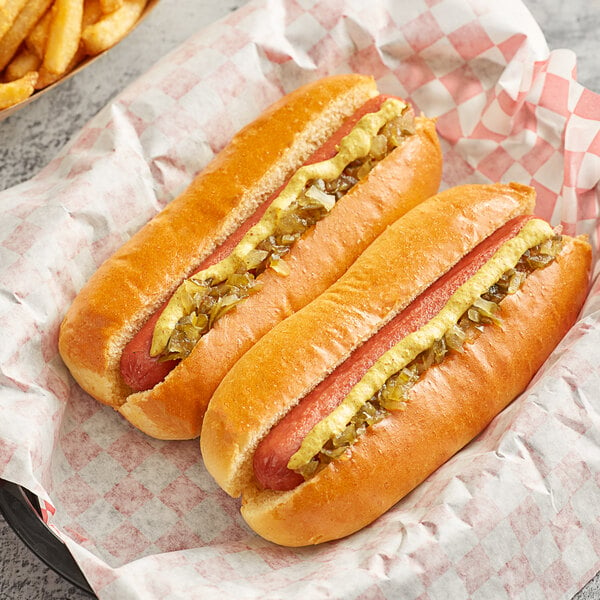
[0,479,95,597]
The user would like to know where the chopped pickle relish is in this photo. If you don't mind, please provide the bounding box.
[290,221,563,480]
[151,99,414,361]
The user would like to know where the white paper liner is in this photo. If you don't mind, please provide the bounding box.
[1,0,599,598]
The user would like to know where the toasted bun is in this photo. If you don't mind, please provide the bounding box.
[59,75,379,417]
[117,115,442,439]
[238,235,591,546]
[201,182,538,495]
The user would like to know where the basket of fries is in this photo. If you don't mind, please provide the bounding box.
[0,0,157,117]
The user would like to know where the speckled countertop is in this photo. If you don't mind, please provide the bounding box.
[1,1,599,598]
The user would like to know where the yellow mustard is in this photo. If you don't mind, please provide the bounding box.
[287,218,555,470]
[151,98,407,356]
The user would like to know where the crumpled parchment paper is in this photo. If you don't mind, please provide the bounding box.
[0,0,599,598]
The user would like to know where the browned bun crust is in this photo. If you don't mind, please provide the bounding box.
[201,182,538,495]
[117,115,442,439]
[58,74,379,422]
[238,235,591,546]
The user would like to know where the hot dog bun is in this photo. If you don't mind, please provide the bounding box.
[59,74,443,439]
[240,236,590,546]
[200,183,592,546]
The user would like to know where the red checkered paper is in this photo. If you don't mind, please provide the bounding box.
[1,0,599,598]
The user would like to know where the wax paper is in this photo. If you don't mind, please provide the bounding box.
[1,0,599,598]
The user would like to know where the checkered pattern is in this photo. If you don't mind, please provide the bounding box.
[0,0,599,598]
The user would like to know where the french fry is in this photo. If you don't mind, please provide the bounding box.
[82,0,102,28]
[34,64,58,88]
[0,0,28,40]
[81,0,145,55]
[0,69,37,108]
[34,0,101,89]
[43,0,84,75]
[24,5,52,57]
[4,43,40,80]
[24,1,88,80]
[0,0,52,71]
[36,44,82,87]
[1,0,147,112]
[99,0,122,13]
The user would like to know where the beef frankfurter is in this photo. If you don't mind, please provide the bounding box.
[200,183,592,546]
[58,74,442,439]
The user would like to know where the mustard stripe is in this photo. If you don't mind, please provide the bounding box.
[151,98,407,356]
[288,218,555,470]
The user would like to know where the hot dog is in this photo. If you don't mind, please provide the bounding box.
[58,74,442,440]
[119,93,415,391]
[200,183,592,546]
